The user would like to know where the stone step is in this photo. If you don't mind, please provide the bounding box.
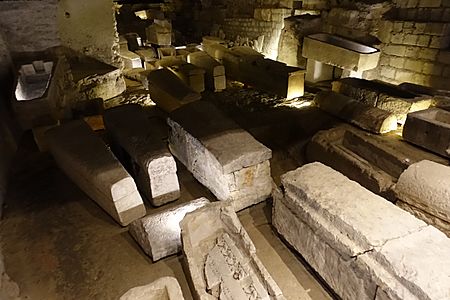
[46,120,145,226]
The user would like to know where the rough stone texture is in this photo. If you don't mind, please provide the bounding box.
[273,162,450,300]
[306,125,448,200]
[167,62,206,94]
[302,33,381,72]
[120,276,185,300]
[395,160,450,235]
[46,120,146,226]
[315,91,398,134]
[333,78,432,124]
[180,202,284,300]
[403,108,450,157]
[143,68,201,113]
[104,104,180,206]
[187,52,226,92]
[168,101,272,211]
[57,0,122,68]
[277,15,322,68]
[0,248,20,300]
[129,198,209,261]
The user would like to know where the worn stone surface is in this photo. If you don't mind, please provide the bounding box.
[104,104,180,206]
[168,62,206,94]
[315,91,398,134]
[46,120,146,226]
[403,108,450,158]
[333,78,432,124]
[129,198,209,261]
[395,160,450,233]
[143,68,201,113]
[168,101,272,211]
[187,52,226,92]
[180,202,284,300]
[120,276,185,300]
[273,162,450,300]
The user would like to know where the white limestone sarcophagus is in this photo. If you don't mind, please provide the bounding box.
[46,120,146,226]
[167,101,272,211]
[104,104,180,206]
[180,202,284,300]
[396,160,450,237]
[273,162,450,300]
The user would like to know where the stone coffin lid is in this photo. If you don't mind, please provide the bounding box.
[335,77,419,99]
[103,104,169,159]
[169,101,272,173]
[281,162,428,250]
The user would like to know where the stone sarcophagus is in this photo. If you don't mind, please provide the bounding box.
[180,203,285,300]
[167,101,272,211]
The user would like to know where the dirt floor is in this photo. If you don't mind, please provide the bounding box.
[0,86,340,300]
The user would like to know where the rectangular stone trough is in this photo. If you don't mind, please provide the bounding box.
[180,202,285,300]
[403,108,450,158]
[302,33,380,73]
[104,104,180,206]
[187,51,226,92]
[306,125,448,200]
[273,162,450,300]
[143,68,201,113]
[46,120,146,226]
[168,101,272,211]
[333,78,432,124]
[395,160,450,236]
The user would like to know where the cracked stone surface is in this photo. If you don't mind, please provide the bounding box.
[180,202,284,300]
[46,120,146,226]
[273,162,450,300]
[120,276,185,300]
[129,197,210,261]
[395,160,450,236]
[104,104,180,206]
[168,101,272,211]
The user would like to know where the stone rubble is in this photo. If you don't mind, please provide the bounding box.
[129,197,210,261]
[273,162,450,300]
[104,104,180,206]
[120,276,185,300]
[46,120,146,226]
[180,202,285,300]
[168,101,272,211]
[395,160,450,236]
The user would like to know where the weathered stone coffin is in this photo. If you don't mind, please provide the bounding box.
[395,160,450,237]
[273,162,450,300]
[306,125,448,200]
[120,276,185,300]
[333,78,432,124]
[315,91,398,134]
[180,202,285,300]
[187,51,226,92]
[402,108,450,158]
[104,104,180,206]
[129,197,209,261]
[46,120,146,226]
[168,101,272,211]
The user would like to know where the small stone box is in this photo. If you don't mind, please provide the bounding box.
[403,108,450,158]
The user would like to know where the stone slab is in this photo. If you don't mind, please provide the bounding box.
[273,162,450,300]
[180,202,285,300]
[143,68,201,113]
[168,101,272,211]
[187,51,226,92]
[403,108,450,158]
[129,197,209,261]
[395,160,450,228]
[315,91,398,134]
[333,78,432,124]
[120,276,185,300]
[46,120,146,226]
[104,104,180,206]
